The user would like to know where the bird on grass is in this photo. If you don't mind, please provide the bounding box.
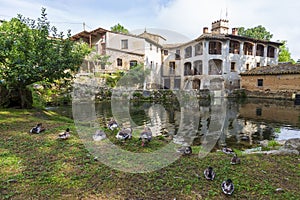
[221,179,234,195]
[139,126,152,146]
[93,130,107,141]
[222,147,235,155]
[204,166,215,180]
[176,146,192,155]
[230,154,241,165]
[30,123,46,134]
[107,118,118,131]
[58,128,71,140]
[116,127,132,141]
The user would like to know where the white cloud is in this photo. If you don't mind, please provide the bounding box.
[154,0,300,59]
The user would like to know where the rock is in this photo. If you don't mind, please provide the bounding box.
[263,149,299,155]
[284,138,300,152]
[260,140,269,147]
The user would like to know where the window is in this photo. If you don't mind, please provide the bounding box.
[163,50,168,55]
[256,108,262,116]
[164,79,170,89]
[150,61,153,68]
[156,47,159,53]
[130,60,137,68]
[174,79,181,89]
[121,39,128,49]
[184,62,192,76]
[209,41,222,55]
[175,49,180,60]
[229,40,240,54]
[257,79,263,87]
[243,42,253,55]
[256,62,260,67]
[267,46,275,58]
[150,44,152,51]
[246,64,250,71]
[193,60,203,75]
[256,44,264,57]
[185,46,192,58]
[194,43,203,56]
[117,58,122,66]
[169,62,175,74]
[231,62,236,72]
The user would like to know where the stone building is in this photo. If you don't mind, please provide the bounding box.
[240,63,300,93]
[71,28,163,88]
[162,19,282,97]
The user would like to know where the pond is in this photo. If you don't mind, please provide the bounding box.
[48,98,300,150]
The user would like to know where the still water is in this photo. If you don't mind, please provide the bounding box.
[50,98,300,149]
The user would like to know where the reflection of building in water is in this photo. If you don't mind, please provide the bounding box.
[239,100,300,126]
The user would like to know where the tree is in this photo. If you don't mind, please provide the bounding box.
[238,25,273,41]
[278,41,295,63]
[0,8,90,108]
[110,23,129,34]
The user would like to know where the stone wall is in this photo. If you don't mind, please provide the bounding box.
[241,74,300,92]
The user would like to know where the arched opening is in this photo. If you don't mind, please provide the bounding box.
[209,41,222,55]
[208,59,222,75]
[210,78,223,90]
[229,40,240,54]
[243,42,253,55]
[184,62,192,76]
[267,46,275,58]
[193,79,201,90]
[193,60,203,75]
[256,44,265,57]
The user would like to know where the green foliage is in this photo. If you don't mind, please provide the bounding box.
[238,25,273,41]
[110,23,129,34]
[100,70,124,88]
[278,41,295,63]
[0,8,90,108]
[268,140,280,148]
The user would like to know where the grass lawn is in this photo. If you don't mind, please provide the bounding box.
[0,108,299,200]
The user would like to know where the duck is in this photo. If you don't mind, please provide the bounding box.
[230,154,241,165]
[93,130,107,141]
[107,118,118,131]
[221,179,234,195]
[58,128,71,140]
[30,123,46,134]
[222,147,235,155]
[176,146,192,155]
[116,127,132,141]
[139,126,152,146]
[204,166,215,180]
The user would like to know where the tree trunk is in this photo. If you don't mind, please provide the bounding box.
[19,87,33,109]
[0,85,33,108]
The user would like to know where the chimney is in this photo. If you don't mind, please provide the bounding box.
[232,28,238,35]
[203,27,209,34]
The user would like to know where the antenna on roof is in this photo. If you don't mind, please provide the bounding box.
[83,22,86,31]
[144,27,147,33]
[226,7,228,19]
[220,9,223,19]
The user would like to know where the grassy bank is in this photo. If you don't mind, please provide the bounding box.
[0,109,299,200]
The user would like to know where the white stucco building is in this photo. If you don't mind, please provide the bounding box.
[162,20,282,96]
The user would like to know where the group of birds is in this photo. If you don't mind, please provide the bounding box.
[93,119,153,147]
[29,123,71,140]
[201,147,241,195]
[29,121,239,195]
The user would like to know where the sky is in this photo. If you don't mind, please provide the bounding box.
[1,0,300,59]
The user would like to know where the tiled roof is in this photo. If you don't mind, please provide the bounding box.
[240,63,300,75]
